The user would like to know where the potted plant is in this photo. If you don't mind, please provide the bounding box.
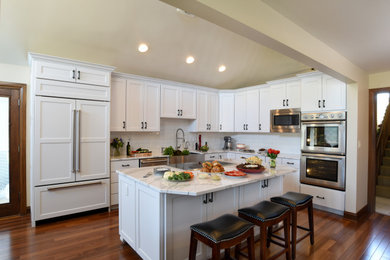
[111,137,124,156]
[267,148,280,168]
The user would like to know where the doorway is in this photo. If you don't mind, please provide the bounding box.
[0,83,26,217]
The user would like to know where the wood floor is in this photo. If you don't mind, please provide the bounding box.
[1,209,390,259]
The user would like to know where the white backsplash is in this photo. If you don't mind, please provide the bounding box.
[111,119,301,155]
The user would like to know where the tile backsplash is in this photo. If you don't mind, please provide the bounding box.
[111,119,300,155]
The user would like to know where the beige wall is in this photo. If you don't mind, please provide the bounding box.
[369,71,390,89]
[0,63,31,206]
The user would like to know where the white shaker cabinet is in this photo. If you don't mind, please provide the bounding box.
[234,89,259,132]
[219,93,235,132]
[110,78,127,131]
[301,74,346,112]
[259,87,271,132]
[192,90,219,132]
[281,158,300,193]
[270,80,301,109]
[161,85,196,119]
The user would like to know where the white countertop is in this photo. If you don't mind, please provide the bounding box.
[117,164,296,196]
[111,154,169,161]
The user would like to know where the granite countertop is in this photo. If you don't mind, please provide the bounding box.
[110,154,169,161]
[117,164,296,196]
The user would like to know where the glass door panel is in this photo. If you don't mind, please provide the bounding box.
[0,97,9,204]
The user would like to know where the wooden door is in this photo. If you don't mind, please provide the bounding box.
[0,89,20,216]
[110,77,126,131]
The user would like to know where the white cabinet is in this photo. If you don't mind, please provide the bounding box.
[281,158,300,193]
[111,78,160,132]
[270,80,301,109]
[259,87,271,132]
[219,93,235,132]
[34,59,111,87]
[234,89,259,132]
[300,183,345,213]
[119,175,137,248]
[161,85,196,119]
[301,74,346,112]
[193,91,219,132]
[261,176,283,201]
[111,159,139,206]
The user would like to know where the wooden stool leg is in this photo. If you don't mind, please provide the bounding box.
[308,201,314,245]
[247,228,255,260]
[291,208,297,260]
[212,244,221,260]
[235,243,241,259]
[260,225,267,260]
[189,230,198,260]
[224,248,231,259]
[267,225,272,248]
[284,215,291,260]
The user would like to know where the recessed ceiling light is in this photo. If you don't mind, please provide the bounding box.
[138,43,149,53]
[186,56,195,64]
[218,65,226,72]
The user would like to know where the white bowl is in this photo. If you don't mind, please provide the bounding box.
[236,143,246,149]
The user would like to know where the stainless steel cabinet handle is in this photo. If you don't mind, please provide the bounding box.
[47,181,102,191]
[141,122,144,129]
[283,99,285,107]
[77,70,81,80]
[72,70,76,79]
[75,110,81,173]
[318,100,321,108]
[122,164,130,167]
[286,99,289,107]
[316,195,325,200]
[145,122,147,129]
[208,192,214,203]
[323,100,325,108]
[72,109,76,173]
[286,162,294,165]
[122,121,126,129]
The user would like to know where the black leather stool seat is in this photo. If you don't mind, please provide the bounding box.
[190,214,254,243]
[271,192,313,207]
[238,201,290,222]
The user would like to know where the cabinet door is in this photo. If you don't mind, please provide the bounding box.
[34,97,76,186]
[282,159,300,193]
[126,80,144,131]
[119,175,136,248]
[181,88,197,119]
[239,182,262,208]
[197,91,209,132]
[219,93,235,132]
[322,75,346,111]
[270,83,286,109]
[76,100,110,181]
[110,78,126,131]
[262,176,282,200]
[301,76,322,112]
[285,80,301,108]
[234,92,246,132]
[76,65,111,87]
[208,92,219,131]
[259,88,270,132]
[207,188,239,220]
[143,83,160,131]
[35,60,76,83]
[246,89,260,132]
[161,85,180,118]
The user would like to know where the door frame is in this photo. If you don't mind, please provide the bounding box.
[0,82,27,215]
[368,87,390,213]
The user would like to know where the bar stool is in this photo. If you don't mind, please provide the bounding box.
[270,192,314,259]
[238,201,291,260]
[189,214,255,260]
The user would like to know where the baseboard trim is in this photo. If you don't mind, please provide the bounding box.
[344,205,369,221]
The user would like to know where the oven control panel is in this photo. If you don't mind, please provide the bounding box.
[301,111,346,121]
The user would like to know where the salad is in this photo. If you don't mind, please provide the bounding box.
[163,171,194,181]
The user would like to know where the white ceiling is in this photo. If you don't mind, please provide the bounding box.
[0,0,308,89]
[263,0,390,73]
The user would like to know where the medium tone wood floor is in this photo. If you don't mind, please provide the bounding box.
[1,209,390,259]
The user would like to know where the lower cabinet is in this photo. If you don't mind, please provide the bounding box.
[281,158,300,193]
[110,159,139,206]
[300,183,345,214]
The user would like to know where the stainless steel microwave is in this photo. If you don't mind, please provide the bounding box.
[270,108,301,133]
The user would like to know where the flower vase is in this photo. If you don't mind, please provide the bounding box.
[114,147,121,157]
[270,158,276,168]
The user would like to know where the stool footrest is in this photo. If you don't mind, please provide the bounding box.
[270,233,286,242]
[296,232,311,244]
[269,238,286,248]
[297,225,310,232]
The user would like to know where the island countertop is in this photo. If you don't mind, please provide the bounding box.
[116,164,296,196]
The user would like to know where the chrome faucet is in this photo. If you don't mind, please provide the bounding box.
[176,128,185,150]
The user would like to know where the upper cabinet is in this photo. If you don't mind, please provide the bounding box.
[219,93,235,132]
[160,85,196,119]
[234,89,259,132]
[301,74,346,112]
[259,87,271,132]
[110,77,160,132]
[192,90,219,132]
[269,80,301,109]
[34,59,111,87]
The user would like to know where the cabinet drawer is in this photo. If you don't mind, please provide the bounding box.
[111,160,139,171]
[111,182,118,194]
[34,60,76,83]
[300,184,345,211]
[34,179,110,221]
[111,193,118,205]
[35,79,110,101]
[281,158,300,169]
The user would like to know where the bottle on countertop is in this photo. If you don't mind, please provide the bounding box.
[195,142,198,150]
[126,141,131,156]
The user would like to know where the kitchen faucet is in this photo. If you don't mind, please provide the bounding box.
[176,128,185,149]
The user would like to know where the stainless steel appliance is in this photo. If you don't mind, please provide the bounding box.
[301,111,346,155]
[300,153,346,190]
[223,136,233,150]
[270,108,301,133]
[139,157,169,167]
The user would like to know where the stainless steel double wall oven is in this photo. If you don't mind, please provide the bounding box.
[300,111,347,190]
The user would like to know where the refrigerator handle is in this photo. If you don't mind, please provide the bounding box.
[75,110,81,173]
[72,109,76,173]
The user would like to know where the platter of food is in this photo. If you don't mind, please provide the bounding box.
[224,170,247,178]
[200,161,225,173]
[163,171,194,182]
[236,156,266,174]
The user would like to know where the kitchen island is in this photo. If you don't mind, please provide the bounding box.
[117,164,297,260]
